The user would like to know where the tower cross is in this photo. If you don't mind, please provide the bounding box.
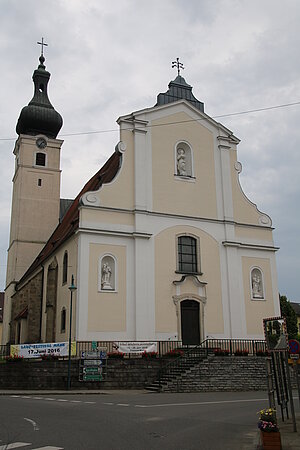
[37,38,48,56]
[172,57,184,76]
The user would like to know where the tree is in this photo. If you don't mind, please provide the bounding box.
[279,294,298,339]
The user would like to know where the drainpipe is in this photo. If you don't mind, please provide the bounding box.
[39,265,45,342]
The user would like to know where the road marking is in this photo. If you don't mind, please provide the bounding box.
[57,399,68,402]
[45,398,55,401]
[103,402,114,405]
[70,400,82,403]
[117,403,130,407]
[135,397,268,408]
[21,396,31,399]
[84,401,96,404]
[33,397,44,400]
[24,418,39,431]
[0,444,31,449]
[33,447,64,449]
[10,395,21,398]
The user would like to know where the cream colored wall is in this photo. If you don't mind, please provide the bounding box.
[235,226,274,242]
[87,243,126,332]
[0,323,2,345]
[152,112,217,218]
[97,129,135,210]
[155,225,224,335]
[242,256,275,335]
[230,150,262,225]
[80,208,134,226]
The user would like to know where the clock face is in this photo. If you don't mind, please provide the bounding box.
[36,137,47,149]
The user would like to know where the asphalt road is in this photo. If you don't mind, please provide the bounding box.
[0,390,289,450]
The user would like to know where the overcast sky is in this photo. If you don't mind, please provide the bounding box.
[0,0,299,301]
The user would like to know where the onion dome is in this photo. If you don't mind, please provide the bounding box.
[16,55,63,138]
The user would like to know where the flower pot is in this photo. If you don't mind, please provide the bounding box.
[260,431,281,450]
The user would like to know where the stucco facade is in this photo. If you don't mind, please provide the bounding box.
[2,67,280,345]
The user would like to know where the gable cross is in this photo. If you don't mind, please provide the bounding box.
[37,37,48,56]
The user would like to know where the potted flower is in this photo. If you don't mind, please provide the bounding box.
[214,348,230,356]
[5,355,24,363]
[107,351,124,359]
[165,349,184,358]
[142,351,158,359]
[234,349,249,356]
[258,408,281,450]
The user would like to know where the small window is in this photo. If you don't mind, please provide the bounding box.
[175,142,193,177]
[38,178,42,186]
[251,268,264,300]
[35,152,46,166]
[62,252,68,285]
[61,308,66,333]
[99,254,117,292]
[177,236,198,273]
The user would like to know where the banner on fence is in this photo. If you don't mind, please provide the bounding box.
[113,341,157,354]
[10,341,76,358]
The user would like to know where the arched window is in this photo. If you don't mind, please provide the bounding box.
[175,141,193,178]
[98,254,117,292]
[177,235,200,274]
[62,252,68,285]
[61,308,66,333]
[35,152,46,166]
[250,267,264,300]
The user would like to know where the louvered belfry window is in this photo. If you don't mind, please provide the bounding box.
[36,152,46,166]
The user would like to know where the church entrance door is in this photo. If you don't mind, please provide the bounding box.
[180,300,200,345]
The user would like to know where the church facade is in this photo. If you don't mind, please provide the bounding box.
[2,54,280,346]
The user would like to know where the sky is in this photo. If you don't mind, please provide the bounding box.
[0,0,299,301]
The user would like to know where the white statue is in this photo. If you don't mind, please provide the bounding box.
[101,263,112,290]
[177,148,187,176]
[252,271,262,298]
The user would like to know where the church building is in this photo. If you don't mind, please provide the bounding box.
[2,52,280,346]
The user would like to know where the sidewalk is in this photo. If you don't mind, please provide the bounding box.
[278,413,300,450]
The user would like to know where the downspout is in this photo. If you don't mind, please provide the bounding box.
[39,265,45,342]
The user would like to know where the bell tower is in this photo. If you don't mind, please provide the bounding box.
[2,43,63,343]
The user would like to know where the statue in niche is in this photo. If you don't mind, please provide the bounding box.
[252,271,263,298]
[177,148,187,176]
[101,263,112,290]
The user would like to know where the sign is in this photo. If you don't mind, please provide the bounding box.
[113,342,157,354]
[83,374,102,381]
[83,359,103,366]
[81,351,107,359]
[290,354,300,360]
[263,317,288,352]
[10,341,76,359]
[79,349,107,382]
[288,339,300,354]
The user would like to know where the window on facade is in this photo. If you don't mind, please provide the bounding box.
[61,308,66,333]
[62,252,68,285]
[251,268,264,300]
[35,152,46,166]
[175,142,193,177]
[178,236,198,273]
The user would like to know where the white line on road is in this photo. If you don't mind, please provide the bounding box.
[0,443,31,449]
[33,397,43,400]
[84,401,96,404]
[57,399,68,402]
[21,396,31,399]
[45,398,55,401]
[70,400,82,403]
[24,418,39,431]
[117,403,130,407]
[135,397,269,408]
[10,395,21,398]
[103,402,114,405]
[32,447,64,449]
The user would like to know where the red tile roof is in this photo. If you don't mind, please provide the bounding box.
[17,150,122,286]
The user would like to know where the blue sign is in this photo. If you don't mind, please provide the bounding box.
[288,339,300,354]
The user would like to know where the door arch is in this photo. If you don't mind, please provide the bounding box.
[180,300,200,345]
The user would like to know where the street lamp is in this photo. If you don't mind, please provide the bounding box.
[67,274,77,390]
